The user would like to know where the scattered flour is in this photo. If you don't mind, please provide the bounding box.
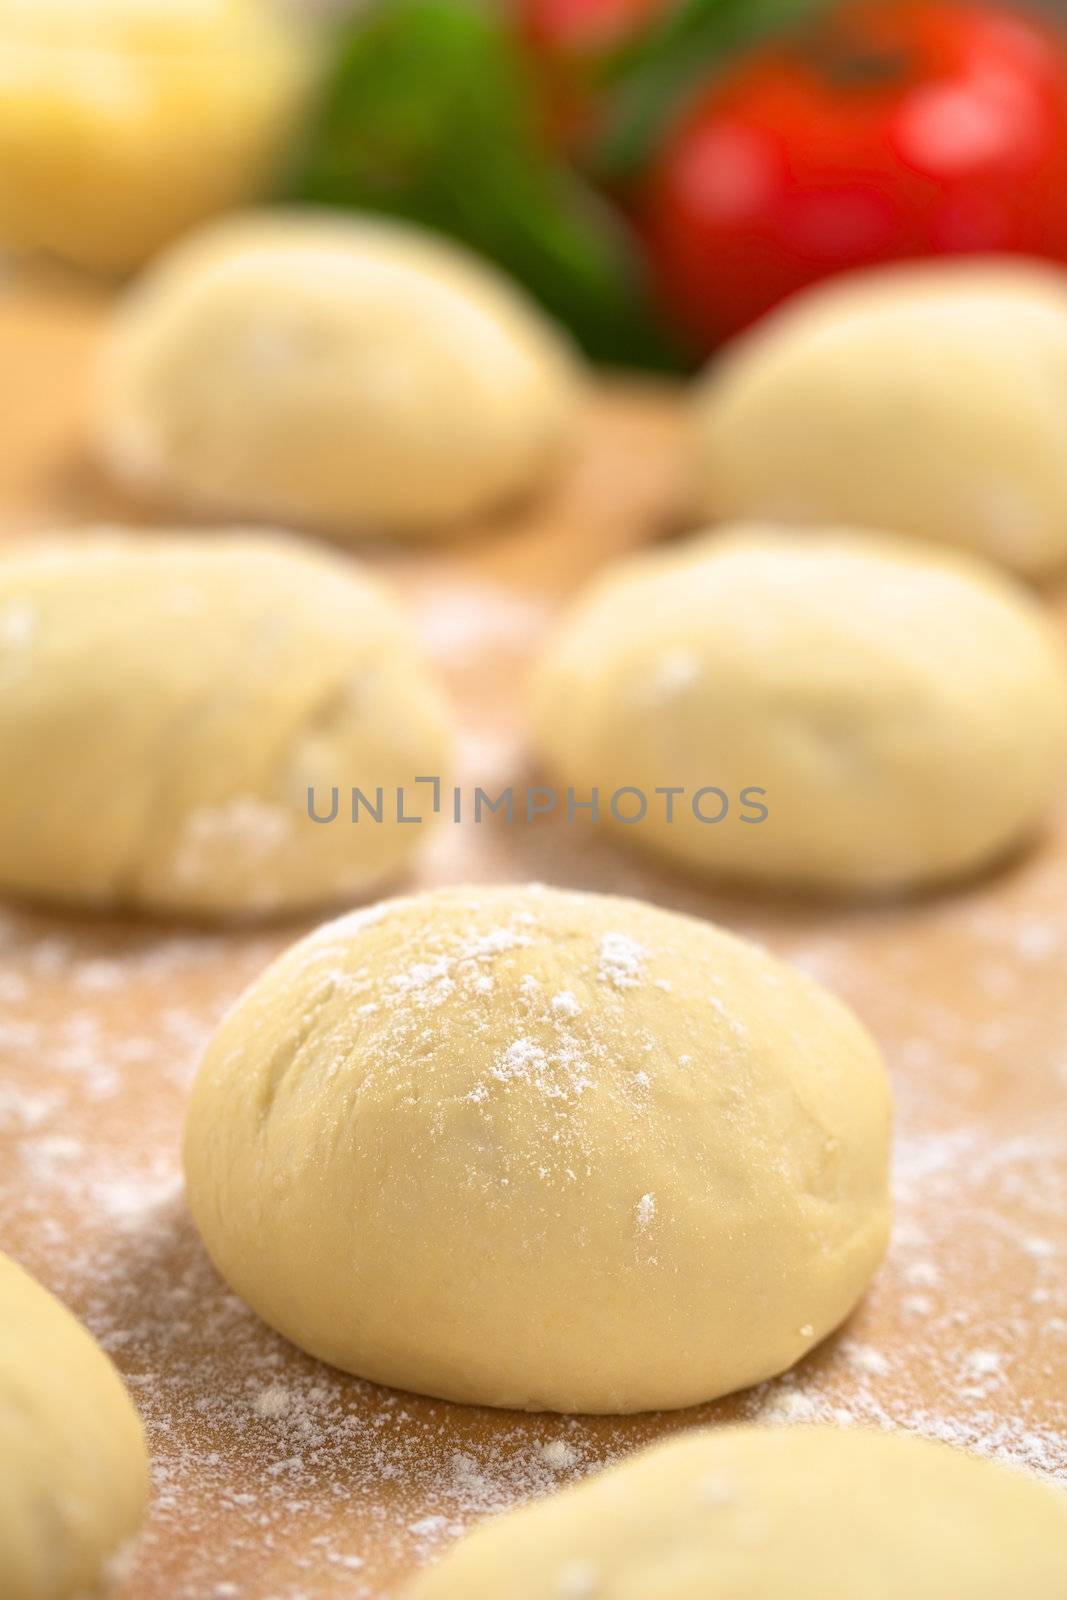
[597,933,647,991]
[0,849,1063,1598]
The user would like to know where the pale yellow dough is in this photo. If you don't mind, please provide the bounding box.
[96,212,584,537]
[532,526,1067,895]
[183,883,891,1413]
[0,1251,149,1600]
[0,0,318,273]
[691,259,1067,577]
[0,531,450,917]
[401,1425,1067,1599]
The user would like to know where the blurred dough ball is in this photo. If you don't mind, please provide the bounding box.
[96,212,584,537]
[691,260,1067,578]
[532,527,1067,895]
[401,1425,1067,1599]
[0,0,319,273]
[183,883,891,1413]
[0,1251,148,1600]
[0,531,450,918]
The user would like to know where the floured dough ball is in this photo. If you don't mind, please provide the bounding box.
[0,1251,148,1600]
[691,260,1067,577]
[0,531,450,917]
[532,527,1067,895]
[183,883,891,1413]
[0,0,319,273]
[96,212,584,537]
[401,1425,1067,1599]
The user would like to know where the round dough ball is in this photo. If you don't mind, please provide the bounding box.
[0,1251,148,1600]
[532,527,1067,895]
[183,883,891,1413]
[401,1425,1067,1599]
[96,212,584,537]
[0,0,318,273]
[0,531,450,917]
[691,260,1067,577]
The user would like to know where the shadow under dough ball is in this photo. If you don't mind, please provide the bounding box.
[183,883,892,1414]
[531,526,1067,896]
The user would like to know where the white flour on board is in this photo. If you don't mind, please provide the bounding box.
[0,838,1064,1597]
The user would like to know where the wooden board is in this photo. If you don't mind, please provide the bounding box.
[0,274,1063,1600]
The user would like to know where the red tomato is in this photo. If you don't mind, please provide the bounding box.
[641,0,1067,346]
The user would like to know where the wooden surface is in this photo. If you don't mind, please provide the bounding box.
[0,278,1063,1600]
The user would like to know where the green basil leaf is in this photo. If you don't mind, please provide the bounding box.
[288,0,685,366]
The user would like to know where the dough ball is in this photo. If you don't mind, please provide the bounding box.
[0,1251,148,1600]
[532,527,1067,895]
[96,212,584,537]
[183,883,891,1413]
[401,1425,1067,1599]
[0,531,450,917]
[690,260,1067,577]
[0,0,318,273]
